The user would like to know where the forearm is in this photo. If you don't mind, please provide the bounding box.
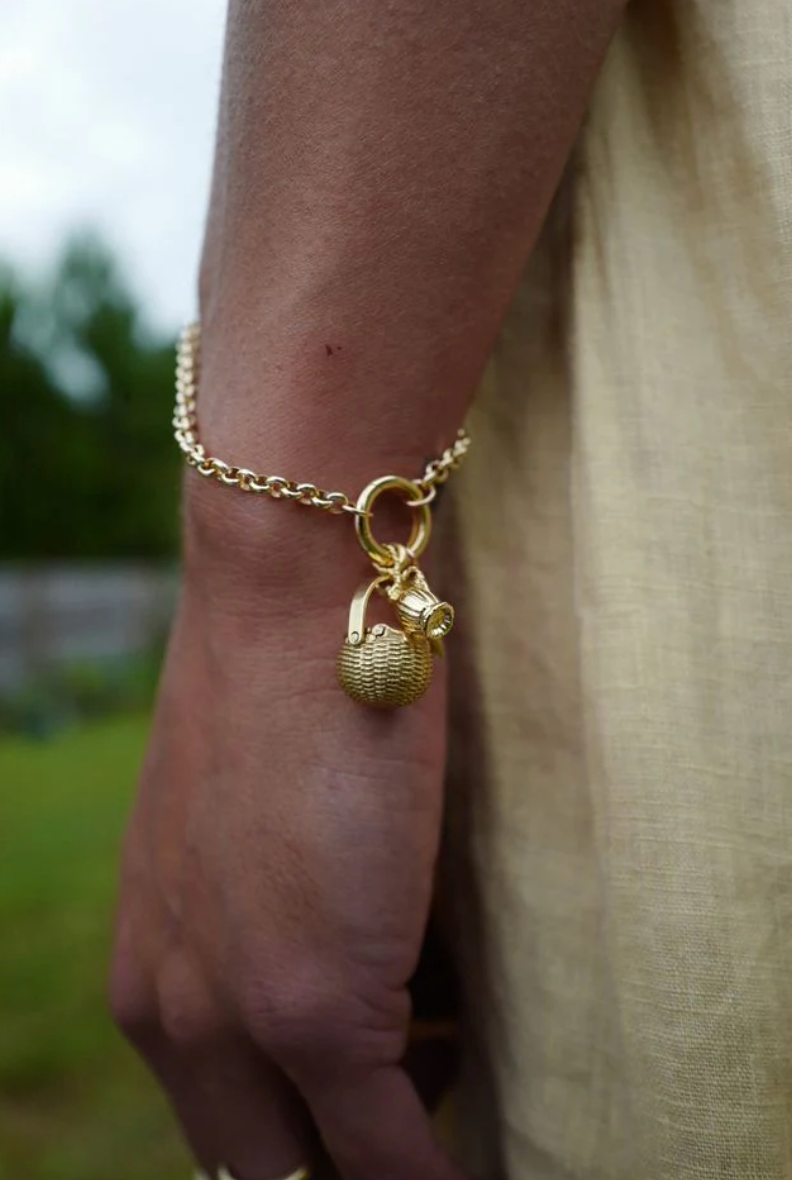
[119,9,630,1171]
[196,0,624,501]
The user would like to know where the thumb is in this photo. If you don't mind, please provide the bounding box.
[303,1063,468,1180]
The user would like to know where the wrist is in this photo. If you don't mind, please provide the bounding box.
[182,469,364,607]
[194,306,465,499]
[178,323,463,596]
[174,319,464,710]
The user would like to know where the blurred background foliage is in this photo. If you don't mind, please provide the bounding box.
[0,232,181,560]
[0,718,189,1180]
[0,237,189,1177]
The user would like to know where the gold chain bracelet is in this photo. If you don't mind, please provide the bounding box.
[174,322,470,516]
[172,322,471,709]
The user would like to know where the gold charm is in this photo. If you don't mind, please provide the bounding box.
[390,565,454,642]
[337,576,435,708]
[336,476,455,709]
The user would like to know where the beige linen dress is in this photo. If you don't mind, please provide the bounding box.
[442,2,792,1177]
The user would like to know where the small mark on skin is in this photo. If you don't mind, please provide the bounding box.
[325,344,343,356]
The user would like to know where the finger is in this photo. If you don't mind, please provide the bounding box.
[304,1064,468,1180]
[157,1035,313,1180]
[124,951,314,1180]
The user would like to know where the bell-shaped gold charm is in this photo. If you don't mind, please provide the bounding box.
[337,575,436,708]
[391,567,454,641]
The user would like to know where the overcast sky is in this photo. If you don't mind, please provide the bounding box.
[0,0,227,331]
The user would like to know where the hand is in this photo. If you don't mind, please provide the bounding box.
[110,487,466,1180]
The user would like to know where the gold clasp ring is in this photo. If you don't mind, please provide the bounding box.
[354,476,432,566]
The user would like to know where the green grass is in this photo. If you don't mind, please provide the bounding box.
[0,716,189,1180]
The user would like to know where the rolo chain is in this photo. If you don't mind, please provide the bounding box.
[173,322,470,518]
[173,322,469,708]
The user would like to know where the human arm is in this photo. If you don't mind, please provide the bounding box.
[111,3,625,1179]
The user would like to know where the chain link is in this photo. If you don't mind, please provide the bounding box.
[173,322,470,517]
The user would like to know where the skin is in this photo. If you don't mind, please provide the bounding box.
[111,2,627,1178]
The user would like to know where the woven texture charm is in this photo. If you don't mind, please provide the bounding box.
[172,331,469,708]
[337,624,433,708]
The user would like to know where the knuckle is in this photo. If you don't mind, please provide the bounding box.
[157,955,225,1053]
[108,960,159,1047]
[272,993,353,1057]
[242,969,406,1074]
[157,992,221,1052]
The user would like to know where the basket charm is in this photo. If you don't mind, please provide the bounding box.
[336,476,454,709]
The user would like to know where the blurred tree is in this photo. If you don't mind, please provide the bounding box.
[0,235,181,559]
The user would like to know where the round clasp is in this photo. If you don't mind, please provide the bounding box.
[354,475,432,565]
